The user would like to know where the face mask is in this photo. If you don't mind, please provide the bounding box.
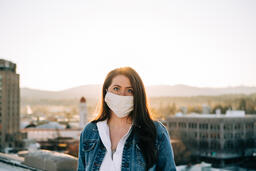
[105,91,134,118]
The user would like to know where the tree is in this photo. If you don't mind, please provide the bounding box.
[238,98,246,111]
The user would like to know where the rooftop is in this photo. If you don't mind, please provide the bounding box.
[0,59,16,73]
[172,111,256,119]
[0,153,39,171]
[176,162,230,171]
[0,150,77,171]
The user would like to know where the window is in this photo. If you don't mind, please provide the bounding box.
[224,133,233,139]
[178,122,186,128]
[235,133,243,139]
[210,124,220,130]
[199,123,208,129]
[224,124,233,131]
[189,123,197,129]
[234,123,241,130]
[246,123,253,129]
[200,132,208,139]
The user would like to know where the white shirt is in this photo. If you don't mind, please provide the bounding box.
[96,120,132,171]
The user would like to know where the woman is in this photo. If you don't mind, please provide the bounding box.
[77,67,176,171]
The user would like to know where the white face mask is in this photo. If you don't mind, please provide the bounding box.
[105,91,134,118]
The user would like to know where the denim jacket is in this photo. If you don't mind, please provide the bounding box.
[77,121,176,171]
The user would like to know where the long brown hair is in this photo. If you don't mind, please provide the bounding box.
[93,67,157,169]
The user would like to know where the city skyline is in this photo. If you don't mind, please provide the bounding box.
[1,0,256,91]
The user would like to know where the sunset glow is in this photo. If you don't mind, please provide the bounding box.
[1,0,255,91]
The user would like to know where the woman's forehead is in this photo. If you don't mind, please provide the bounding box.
[110,75,131,87]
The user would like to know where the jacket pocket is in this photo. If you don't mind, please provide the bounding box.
[83,139,97,152]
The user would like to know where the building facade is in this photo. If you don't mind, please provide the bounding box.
[0,59,23,151]
[167,114,256,167]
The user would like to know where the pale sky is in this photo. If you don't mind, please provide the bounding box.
[0,0,256,91]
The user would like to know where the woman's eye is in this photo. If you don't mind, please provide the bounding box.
[128,89,133,94]
[113,87,119,91]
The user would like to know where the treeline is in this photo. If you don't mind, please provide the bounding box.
[149,93,256,119]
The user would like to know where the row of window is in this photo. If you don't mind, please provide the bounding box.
[189,123,197,128]
[199,123,208,129]
[246,123,254,129]
[198,132,221,139]
[170,122,220,130]
[178,122,186,128]
[0,75,18,82]
[210,124,220,130]
[223,124,232,130]
[194,132,246,139]
[169,122,255,130]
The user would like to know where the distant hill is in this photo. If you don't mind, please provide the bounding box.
[21,84,256,100]
[21,84,102,100]
[146,84,256,97]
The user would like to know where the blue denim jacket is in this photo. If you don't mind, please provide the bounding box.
[77,121,176,171]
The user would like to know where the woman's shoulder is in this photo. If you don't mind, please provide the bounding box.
[153,120,169,136]
[81,121,98,137]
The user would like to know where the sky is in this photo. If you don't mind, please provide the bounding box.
[0,0,256,91]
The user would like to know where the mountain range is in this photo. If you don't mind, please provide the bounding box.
[21,84,256,100]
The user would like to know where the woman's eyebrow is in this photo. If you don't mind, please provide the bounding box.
[112,85,121,87]
[126,86,133,89]
[112,85,132,89]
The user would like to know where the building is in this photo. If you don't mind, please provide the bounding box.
[79,97,88,129]
[0,59,24,151]
[167,112,256,167]
[21,128,81,141]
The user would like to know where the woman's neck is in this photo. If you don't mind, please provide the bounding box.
[107,113,132,128]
